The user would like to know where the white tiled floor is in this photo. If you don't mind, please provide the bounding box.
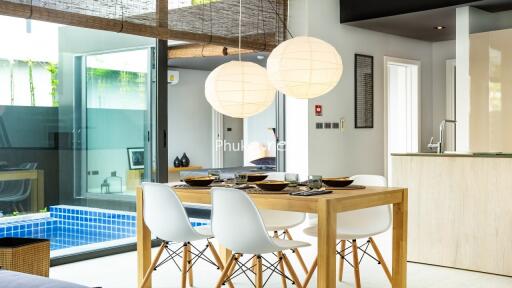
[51,227,512,288]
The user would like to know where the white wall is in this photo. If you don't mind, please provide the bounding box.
[168,68,213,168]
[288,0,437,177]
[432,40,456,134]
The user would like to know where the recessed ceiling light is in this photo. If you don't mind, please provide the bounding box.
[434,26,446,30]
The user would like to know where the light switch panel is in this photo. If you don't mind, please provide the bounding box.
[316,122,323,129]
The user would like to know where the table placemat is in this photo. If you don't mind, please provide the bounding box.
[245,186,306,194]
[327,185,366,190]
[173,184,211,190]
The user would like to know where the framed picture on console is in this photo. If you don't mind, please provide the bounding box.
[127,147,144,170]
[354,54,374,128]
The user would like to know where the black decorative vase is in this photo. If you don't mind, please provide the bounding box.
[173,156,182,168]
[180,153,190,167]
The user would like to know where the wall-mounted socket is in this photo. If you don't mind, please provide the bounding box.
[316,122,324,129]
[324,122,332,129]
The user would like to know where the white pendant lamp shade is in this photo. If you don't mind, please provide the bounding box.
[205,61,276,118]
[267,36,343,99]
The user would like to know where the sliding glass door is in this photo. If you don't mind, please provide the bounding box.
[81,48,153,200]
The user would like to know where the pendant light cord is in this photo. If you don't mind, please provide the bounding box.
[239,0,242,61]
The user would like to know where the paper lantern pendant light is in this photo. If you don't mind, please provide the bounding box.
[205,61,276,118]
[267,36,343,99]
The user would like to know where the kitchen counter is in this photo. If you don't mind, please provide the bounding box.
[391,152,512,158]
[391,155,512,276]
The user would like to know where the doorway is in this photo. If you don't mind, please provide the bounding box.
[385,57,421,183]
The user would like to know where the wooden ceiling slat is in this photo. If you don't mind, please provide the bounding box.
[0,0,286,51]
[168,43,255,59]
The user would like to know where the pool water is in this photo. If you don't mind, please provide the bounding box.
[0,205,208,252]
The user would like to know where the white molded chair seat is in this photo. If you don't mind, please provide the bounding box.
[194,225,214,238]
[301,175,392,288]
[260,172,306,231]
[140,182,228,288]
[142,182,213,243]
[260,209,306,231]
[304,174,391,240]
[303,214,390,240]
[211,187,310,288]
[211,187,310,255]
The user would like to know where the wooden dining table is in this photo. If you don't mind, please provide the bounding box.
[136,185,408,288]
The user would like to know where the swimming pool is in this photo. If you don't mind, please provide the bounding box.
[0,205,208,256]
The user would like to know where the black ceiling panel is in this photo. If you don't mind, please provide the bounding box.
[340,0,475,23]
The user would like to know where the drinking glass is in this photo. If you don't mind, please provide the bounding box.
[234,172,248,185]
[208,169,222,181]
[285,173,299,187]
[308,175,323,189]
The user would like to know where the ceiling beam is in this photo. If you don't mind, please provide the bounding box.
[168,44,256,59]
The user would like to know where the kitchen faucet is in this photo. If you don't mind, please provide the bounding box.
[428,119,457,153]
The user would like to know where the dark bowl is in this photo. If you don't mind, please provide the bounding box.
[255,181,289,191]
[246,174,268,182]
[322,177,354,188]
[183,176,216,187]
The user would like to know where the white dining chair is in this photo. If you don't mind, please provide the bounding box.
[139,182,232,288]
[211,187,310,288]
[302,175,392,288]
[259,172,308,274]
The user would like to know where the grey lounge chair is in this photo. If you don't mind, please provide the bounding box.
[0,162,38,212]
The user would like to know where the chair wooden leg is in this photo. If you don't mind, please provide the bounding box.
[252,256,258,273]
[207,241,235,288]
[181,243,189,288]
[187,245,194,287]
[352,240,361,288]
[282,253,303,288]
[277,251,287,288]
[256,256,263,288]
[302,256,317,288]
[273,232,287,288]
[139,242,166,288]
[284,229,308,274]
[338,240,346,282]
[369,237,392,284]
[215,254,236,288]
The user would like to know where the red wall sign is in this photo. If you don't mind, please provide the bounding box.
[315,105,322,116]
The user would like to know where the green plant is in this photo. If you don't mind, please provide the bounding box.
[28,60,36,106]
[47,63,59,107]
[39,207,48,213]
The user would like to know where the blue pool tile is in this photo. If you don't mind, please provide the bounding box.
[0,205,208,252]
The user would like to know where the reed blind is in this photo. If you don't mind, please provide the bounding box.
[0,0,287,51]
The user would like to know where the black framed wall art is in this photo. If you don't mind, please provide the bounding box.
[354,54,374,128]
